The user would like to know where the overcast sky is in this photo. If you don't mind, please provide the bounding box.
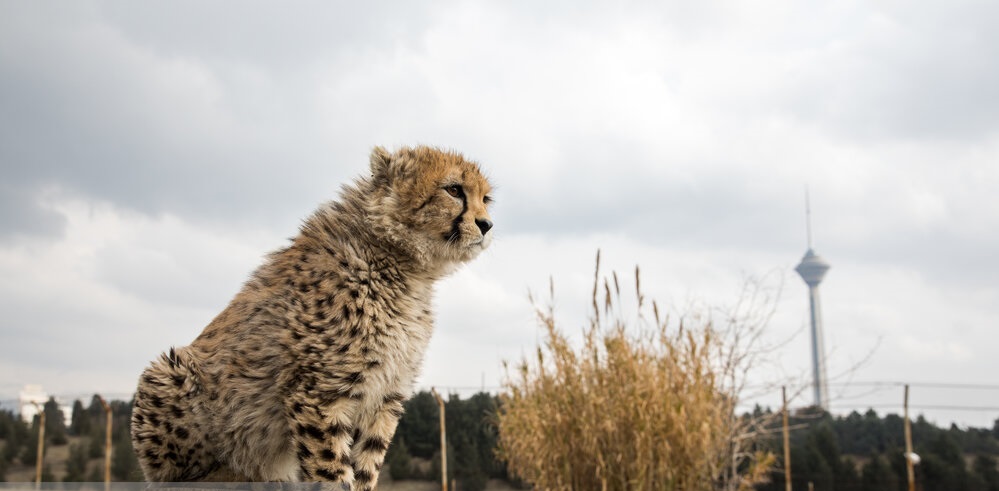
[2,1,998,428]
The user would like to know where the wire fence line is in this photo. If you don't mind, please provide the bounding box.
[3,380,998,416]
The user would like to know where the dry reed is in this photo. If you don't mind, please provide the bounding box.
[496,251,775,491]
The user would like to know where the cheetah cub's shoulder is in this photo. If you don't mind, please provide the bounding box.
[131,146,494,489]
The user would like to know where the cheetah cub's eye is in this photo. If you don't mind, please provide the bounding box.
[445,184,463,198]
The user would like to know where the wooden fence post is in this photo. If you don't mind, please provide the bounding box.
[783,387,792,491]
[97,395,113,489]
[32,402,45,489]
[431,388,447,491]
[905,385,915,491]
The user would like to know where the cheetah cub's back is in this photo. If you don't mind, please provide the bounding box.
[130,146,493,489]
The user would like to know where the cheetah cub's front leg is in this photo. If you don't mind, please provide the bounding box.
[292,397,360,486]
[290,393,403,490]
[349,393,406,491]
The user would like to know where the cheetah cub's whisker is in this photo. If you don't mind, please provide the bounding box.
[130,146,494,489]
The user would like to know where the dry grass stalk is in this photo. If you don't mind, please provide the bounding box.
[497,251,776,491]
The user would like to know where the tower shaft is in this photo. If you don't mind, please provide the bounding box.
[807,285,830,409]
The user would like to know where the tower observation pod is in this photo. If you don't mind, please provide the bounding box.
[796,247,831,410]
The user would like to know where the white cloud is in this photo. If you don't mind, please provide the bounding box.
[0,190,276,394]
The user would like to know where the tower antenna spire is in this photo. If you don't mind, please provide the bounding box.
[805,186,813,249]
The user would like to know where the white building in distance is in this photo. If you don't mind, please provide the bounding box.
[18,384,71,423]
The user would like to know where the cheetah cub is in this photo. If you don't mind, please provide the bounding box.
[131,146,493,488]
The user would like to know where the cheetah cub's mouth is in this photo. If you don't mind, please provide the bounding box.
[469,235,491,248]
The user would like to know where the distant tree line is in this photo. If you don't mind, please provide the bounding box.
[0,391,509,487]
[389,397,999,491]
[0,395,141,482]
[752,406,999,491]
[385,391,519,491]
[4,392,999,491]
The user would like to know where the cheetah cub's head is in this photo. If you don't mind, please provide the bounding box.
[367,145,493,269]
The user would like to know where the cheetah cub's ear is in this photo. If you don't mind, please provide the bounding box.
[369,146,392,181]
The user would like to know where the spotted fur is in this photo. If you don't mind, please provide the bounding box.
[130,146,493,489]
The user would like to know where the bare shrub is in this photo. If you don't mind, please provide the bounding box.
[496,251,776,491]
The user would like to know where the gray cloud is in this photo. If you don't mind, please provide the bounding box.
[0,1,438,237]
[779,2,999,141]
[0,185,66,240]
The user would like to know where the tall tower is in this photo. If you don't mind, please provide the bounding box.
[795,193,831,410]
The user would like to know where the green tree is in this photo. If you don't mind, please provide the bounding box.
[0,410,14,439]
[860,455,898,491]
[463,392,503,479]
[110,399,134,442]
[111,431,141,481]
[87,395,105,421]
[838,456,862,491]
[757,409,999,491]
[861,409,896,453]
[838,411,875,455]
[396,391,441,459]
[430,445,457,488]
[63,442,89,482]
[443,392,500,490]
[20,416,45,466]
[800,423,854,491]
[69,400,91,436]
[43,397,68,445]
[799,439,834,491]
[453,433,487,491]
[974,454,999,491]
[919,432,970,491]
[87,434,103,459]
[2,412,29,464]
[385,437,415,480]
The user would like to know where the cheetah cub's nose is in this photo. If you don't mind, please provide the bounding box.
[475,218,493,235]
